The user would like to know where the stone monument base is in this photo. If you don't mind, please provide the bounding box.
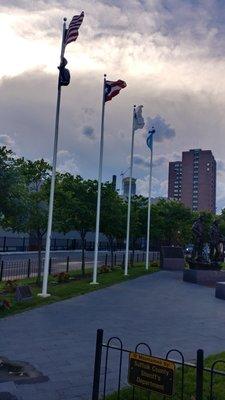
[160,246,185,271]
[183,269,225,286]
[187,259,222,270]
[215,282,225,300]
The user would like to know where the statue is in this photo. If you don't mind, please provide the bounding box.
[188,217,224,270]
[209,220,224,262]
[191,216,205,261]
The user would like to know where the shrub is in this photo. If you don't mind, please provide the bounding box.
[54,272,70,283]
[4,280,18,293]
[0,298,11,311]
[150,260,160,268]
[99,265,111,274]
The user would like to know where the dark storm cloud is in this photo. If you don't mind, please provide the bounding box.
[146,115,176,143]
[133,154,149,169]
[0,0,66,10]
[3,0,225,56]
[133,154,168,169]
[154,156,168,167]
[1,68,225,210]
[82,125,95,139]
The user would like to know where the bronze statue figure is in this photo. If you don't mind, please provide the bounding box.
[191,216,205,261]
[209,220,224,262]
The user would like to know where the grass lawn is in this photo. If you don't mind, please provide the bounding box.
[0,263,159,318]
[105,352,225,400]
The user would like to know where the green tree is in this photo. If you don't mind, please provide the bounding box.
[0,146,24,222]
[150,199,194,247]
[129,195,148,260]
[218,209,225,237]
[100,182,126,267]
[55,174,97,276]
[6,158,52,284]
[197,211,214,243]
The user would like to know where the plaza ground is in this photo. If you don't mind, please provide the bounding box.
[0,270,225,399]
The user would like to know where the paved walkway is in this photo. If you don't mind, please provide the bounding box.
[0,271,225,400]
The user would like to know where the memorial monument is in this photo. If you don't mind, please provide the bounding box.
[188,217,223,270]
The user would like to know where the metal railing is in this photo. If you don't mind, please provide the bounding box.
[0,251,159,281]
[0,236,146,252]
[92,329,225,400]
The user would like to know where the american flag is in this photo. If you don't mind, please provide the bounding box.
[64,11,84,46]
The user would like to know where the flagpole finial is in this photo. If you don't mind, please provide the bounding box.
[104,74,107,77]
[63,17,67,22]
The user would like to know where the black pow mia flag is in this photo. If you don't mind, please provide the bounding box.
[58,57,70,86]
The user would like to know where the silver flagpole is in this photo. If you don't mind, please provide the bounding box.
[39,18,67,297]
[91,75,106,285]
[124,105,136,276]
[146,130,154,270]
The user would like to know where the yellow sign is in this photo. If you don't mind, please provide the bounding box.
[128,352,175,396]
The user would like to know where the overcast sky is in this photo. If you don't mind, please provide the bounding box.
[1,0,225,212]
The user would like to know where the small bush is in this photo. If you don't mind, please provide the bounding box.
[0,297,11,311]
[150,260,160,268]
[4,280,18,293]
[99,265,111,274]
[54,272,70,283]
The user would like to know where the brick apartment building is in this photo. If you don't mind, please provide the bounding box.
[168,149,216,213]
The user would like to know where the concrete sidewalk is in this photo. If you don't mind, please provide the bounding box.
[0,271,225,399]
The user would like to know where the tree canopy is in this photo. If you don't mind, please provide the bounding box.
[0,146,219,265]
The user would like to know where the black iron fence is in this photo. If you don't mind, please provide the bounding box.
[0,251,159,281]
[0,236,146,252]
[92,329,225,400]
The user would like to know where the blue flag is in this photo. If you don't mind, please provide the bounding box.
[146,127,155,150]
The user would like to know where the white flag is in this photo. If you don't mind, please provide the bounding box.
[134,105,145,131]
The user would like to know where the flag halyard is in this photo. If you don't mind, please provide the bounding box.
[65,11,84,46]
[105,79,127,102]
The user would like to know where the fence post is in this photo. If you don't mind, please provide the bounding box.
[114,253,117,266]
[122,254,125,268]
[3,236,6,252]
[142,252,144,262]
[92,329,103,400]
[196,349,204,400]
[105,253,108,266]
[0,261,3,281]
[66,256,70,273]
[131,253,134,267]
[49,257,52,275]
[27,258,31,278]
[137,253,139,263]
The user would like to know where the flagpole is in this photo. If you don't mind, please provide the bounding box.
[146,131,154,270]
[124,105,136,276]
[91,75,106,285]
[39,18,67,297]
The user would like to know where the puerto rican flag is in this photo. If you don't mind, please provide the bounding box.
[105,79,127,102]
